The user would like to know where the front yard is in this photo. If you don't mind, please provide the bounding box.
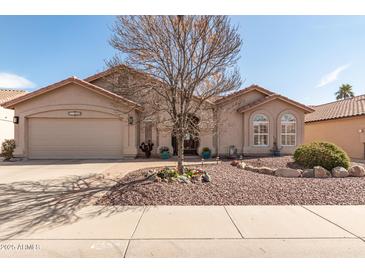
[97,156,365,206]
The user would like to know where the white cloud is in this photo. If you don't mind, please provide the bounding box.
[0,72,35,89]
[316,64,350,88]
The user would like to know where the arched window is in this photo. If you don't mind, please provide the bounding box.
[253,114,269,146]
[281,113,296,146]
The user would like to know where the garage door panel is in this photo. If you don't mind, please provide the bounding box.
[28,118,123,159]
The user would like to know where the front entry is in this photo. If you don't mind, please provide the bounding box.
[171,133,200,155]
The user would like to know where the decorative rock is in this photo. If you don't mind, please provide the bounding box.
[177,175,190,184]
[274,168,301,178]
[153,176,161,183]
[148,173,158,181]
[202,173,211,183]
[145,169,157,178]
[257,167,276,175]
[302,169,314,178]
[231,160,239,166]
[191,175,202,183]
[237,162,246,169]
[244,165,260,172]
[348,165,365,177]
[331,166,349,178]
[314,166,331,178]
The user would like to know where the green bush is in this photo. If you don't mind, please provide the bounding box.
[293,141,350,170]
[201,147,210,152]
[1,139,16,161]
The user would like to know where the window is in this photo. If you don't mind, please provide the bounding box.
[253,114,269,146]
[281,113,296,146]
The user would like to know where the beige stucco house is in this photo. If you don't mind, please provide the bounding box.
[1,68,314,159]
[305,95,365,159]
[0,89,27,145]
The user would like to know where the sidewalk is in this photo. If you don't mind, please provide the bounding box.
[1,205,365,258]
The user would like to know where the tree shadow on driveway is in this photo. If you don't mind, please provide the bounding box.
[0,173,145,240]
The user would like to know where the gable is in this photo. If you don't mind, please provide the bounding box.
[218,89,267,112]
[10,82,130,114]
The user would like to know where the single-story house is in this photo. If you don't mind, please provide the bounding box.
[0,89,27,144]
[1,68,314,159]
[305,95,365,159]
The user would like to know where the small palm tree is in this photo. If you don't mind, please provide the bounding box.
[335,84,354,100]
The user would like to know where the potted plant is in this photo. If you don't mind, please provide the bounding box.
[270,138,282,157]
[201,147,211,159]
[159,146,170,159]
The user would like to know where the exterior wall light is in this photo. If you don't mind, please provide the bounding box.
[13,116,19,124]
[128,116,134,125]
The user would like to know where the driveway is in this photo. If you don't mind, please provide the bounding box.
[0,160,119,184]
[0,158,208,184]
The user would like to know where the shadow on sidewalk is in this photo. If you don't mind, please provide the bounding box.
[0,174,145,240]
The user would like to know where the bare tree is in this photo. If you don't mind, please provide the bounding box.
[108,16,242,174]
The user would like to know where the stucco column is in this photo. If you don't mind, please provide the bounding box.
[122,120,137,157]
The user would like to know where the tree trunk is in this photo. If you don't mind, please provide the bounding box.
[177,133,184,174]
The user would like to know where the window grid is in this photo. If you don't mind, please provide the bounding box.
[281,114,296,146]
[253,114,269,146]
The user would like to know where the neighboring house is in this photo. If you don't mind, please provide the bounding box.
[305,95,365,159]
[1,68,313,159]
[0,89,27,145]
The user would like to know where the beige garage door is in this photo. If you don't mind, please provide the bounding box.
[28,118,123,159]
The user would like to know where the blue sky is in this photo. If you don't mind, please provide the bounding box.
[0,16,364,105]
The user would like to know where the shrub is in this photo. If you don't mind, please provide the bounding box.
[1,139,16,161]
[201,147,210,152]
[157,167,178,179]
[159,146,169,153]
[293,141,350,170]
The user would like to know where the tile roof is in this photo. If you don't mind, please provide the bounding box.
[305,95,365,123]
[0,89,27,104]
[237,93,314,114]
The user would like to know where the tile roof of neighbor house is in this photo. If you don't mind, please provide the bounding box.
[1,77,143,110]
[0,89,27,104]
[305,95,365,123]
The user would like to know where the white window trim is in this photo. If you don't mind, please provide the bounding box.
[280,114,296,147]
[252,115,269,147]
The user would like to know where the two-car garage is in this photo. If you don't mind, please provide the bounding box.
[28,118,124,159]
[2,77,140,159]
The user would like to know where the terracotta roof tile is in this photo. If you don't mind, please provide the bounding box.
[0,89,27,104]
[305,95,365,123]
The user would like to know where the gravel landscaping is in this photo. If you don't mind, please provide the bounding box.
[96,157,365,206]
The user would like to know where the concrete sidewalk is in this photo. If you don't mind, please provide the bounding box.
[1,205,365,258]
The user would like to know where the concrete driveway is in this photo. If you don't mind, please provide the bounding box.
[0,160,119,184]
[0,158,212,184]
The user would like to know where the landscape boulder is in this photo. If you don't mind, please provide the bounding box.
[202,173,211,183]
[191,174,202,183]
[331,166,349,178]
[314,166,331,178]
[302,169,314,178]
[237,162,246,169]
[257,167,276,175]
[348,165,365,177]
[230,160,239,166]
[274,168,301,178]
[177,175,191,184]
[244,165,261,173]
